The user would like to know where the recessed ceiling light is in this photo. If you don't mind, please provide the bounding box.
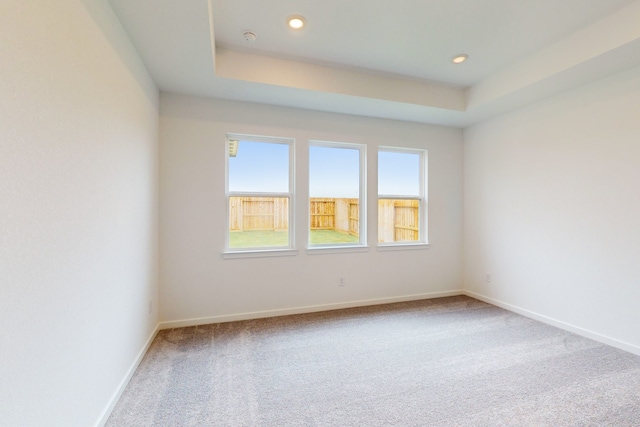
[287,15,306,30]
[452,54,469,64]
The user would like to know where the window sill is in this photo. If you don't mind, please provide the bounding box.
[376,243,430,252]
[222,249,299,259]
[306,245,370,255]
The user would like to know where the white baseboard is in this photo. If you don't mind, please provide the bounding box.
[159,290,465,330]
[94,323,161,427]
[464,290,640,357]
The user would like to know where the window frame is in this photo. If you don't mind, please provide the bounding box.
[307,140,367,251]
[223,133,296,257]
[377,146,428,248]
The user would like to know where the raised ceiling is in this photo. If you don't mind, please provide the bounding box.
[109,0,640,127]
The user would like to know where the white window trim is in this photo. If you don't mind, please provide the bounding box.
[376,243,430,252]
[307,140,367,249]
[224,133,296,256]
[222,249,299,259]
[377,146,428,247]
[306,246,370,255]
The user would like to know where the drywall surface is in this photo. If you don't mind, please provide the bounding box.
[159,95,463,323]
[0,1,159,425]
[463,65,640,352]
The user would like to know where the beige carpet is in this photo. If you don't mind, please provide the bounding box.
[106,296,640,426]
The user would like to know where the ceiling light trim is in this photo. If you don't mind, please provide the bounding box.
[287,15,306,30]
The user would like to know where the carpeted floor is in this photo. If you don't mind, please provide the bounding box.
[106,296,640,426]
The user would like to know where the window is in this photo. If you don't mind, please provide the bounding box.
[226,135,294,251]
[378,148,427,245]
[308,142,366,247]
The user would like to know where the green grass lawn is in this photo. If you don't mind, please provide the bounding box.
[229,229,358,248]
[309,230,359,245]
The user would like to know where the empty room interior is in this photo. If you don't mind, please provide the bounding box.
[3,0,640,425]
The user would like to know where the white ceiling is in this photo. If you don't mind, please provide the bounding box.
[109,0,640,127]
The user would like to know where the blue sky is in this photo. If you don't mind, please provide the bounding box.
[228,141,289,192]
[378,150,420,196]
[229,141,420,196]
[309,146,359,198]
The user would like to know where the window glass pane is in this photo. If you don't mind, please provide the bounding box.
[378,151,420,196]
[229,141,289,193]
[228,196,289,248]
[378,149,424,244]
[226,136,293,252]
[309,145,361,245]
[378,199,420,243]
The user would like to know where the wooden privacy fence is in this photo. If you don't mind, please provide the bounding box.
[230,197,418,241]
[378,199,420,242]
[309,198,336,230]
[310,198,359,236]
[229,197,289,231]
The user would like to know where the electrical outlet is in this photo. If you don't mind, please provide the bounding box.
[339,277,345,287]
[485,273,491,283]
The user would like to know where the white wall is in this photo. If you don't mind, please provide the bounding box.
[160,95,463,324]
[0,1,159,426]
[463,65,640,353]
